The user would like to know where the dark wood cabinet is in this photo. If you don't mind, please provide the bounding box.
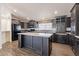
[55,15,67,33]
[53,32,79,56]
[71,3,79,36]
[20,22,25,28]
[27,20,38,28]
[66,17,71,27]
[57,35,67,44]
[65,34,70,44]
[67,34,79,56]
[53,33,67,44]
[66,17,71,32]
[52,33,58,42]
[72,37,79,56]
[68,35,74,46]
[67,34,72,45]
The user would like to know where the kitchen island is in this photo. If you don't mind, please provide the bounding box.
[18,32,52,56]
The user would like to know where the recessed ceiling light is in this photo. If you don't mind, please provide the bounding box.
[27,17,30,20]
[54,11,58,15]
[13,9,17,12]
[42,17,45,19]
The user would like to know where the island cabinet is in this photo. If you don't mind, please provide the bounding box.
[32,36,42,55]
[18,33,52,56]
[22,36,32,49]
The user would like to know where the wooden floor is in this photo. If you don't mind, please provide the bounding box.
[51,43,74,56]
[0,41,75,56]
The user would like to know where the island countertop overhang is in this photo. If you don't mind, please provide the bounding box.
[18,32,52,38]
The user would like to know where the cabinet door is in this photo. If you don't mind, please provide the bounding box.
[32,36,42,55]
[42,37,52,56]
[74,39,79,56]
[20,22,25,28]
[70,35,75,46]
[65,34,69,44]
[56,23,61,32]
[68,35,72,45]
[57,35,66,44]
[23,36,32,48]
[60,23,66,32]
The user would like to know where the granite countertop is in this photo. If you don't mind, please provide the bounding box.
[18,32,52,37]
[55,33,68,35]
[18,28,26,31]
[66,32,72,34]
[66,32,79,38]
[20,28,31,30]
[75,35,79,38]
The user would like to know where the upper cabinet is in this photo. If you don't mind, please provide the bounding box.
[20,21,28,29]
[12,14,28,29]
[66,17,71,27]
[20,22,25,29]
[70,3,79,35]
[55,15,67,33]
[65,17,71,32]
[27,20,38,28]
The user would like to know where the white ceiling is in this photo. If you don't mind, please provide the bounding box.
[7,3,74,20]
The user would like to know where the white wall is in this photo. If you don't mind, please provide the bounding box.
[0,4,12,48]
[0,4,2,48]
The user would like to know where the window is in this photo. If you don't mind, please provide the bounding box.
[38,23,52,30]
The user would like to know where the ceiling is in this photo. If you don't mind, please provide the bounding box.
[7,3,74,21]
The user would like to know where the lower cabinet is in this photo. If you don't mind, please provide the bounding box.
[65,34,70,44]
[68,35,79,56]
[52,33,57,42]
[68,35,75,46]
[67,34,72,45]
[75,46,79,56]
[56,34,67,44]
[76,39,79,55]
[53,33,79,56]
[73,38,79,56]
[53,33,70,44]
